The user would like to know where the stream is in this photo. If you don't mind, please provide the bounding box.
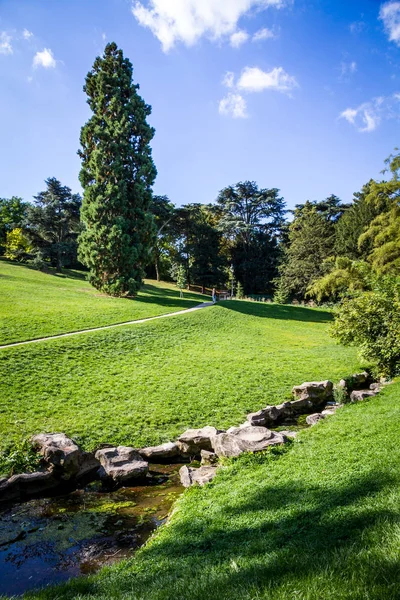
[0,463,184,597]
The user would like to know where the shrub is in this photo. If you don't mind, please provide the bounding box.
[4,227,31,261]
[236,281,244,299]
[331,277,400,376]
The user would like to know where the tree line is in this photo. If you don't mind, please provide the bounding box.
[1,42,399,375]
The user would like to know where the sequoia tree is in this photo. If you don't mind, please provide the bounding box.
[78,43,157,296]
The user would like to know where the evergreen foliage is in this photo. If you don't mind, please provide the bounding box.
[26,178,81,271]
[150,195,175,281]
[277,201,336,300]
[217,181,286,294]
[78,42,157,296]
[307,257,372,302]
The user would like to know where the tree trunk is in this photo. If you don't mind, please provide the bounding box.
[155,257,160,281]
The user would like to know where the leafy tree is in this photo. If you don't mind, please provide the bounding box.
[331,277,400,376]
[149,195,175,281]
[26,178,81,271]
[78,42,157,296]
[295,194,349,224]
[171,204,227,291]
[4,228,31,260]
[236,281,244,299]
[277,202,335,300]
[217,181,286,294]
[334,181,379,260]
[307,257,373,302]
[0,197,29,251]
[172,263,187,298]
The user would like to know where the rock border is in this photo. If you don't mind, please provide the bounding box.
[0,372,386,502]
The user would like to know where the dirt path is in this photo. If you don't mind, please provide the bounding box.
[0,302,215,350]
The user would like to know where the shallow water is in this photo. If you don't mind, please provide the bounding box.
[0,463,184,596]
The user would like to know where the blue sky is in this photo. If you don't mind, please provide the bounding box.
[1,0,400,210]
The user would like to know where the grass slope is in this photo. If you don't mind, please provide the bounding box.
[0,259,208,344]
[24,382,400,600]
[0,301,361,474]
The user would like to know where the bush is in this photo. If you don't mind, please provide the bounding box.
[331,277,400,376]
[29,250,47,271]
[236,281,244,299]
[4,227,31,261]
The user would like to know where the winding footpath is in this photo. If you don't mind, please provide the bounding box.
[0,302,214,350]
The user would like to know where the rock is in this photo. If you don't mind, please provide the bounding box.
[200,450,218,466]
[369,382,382,392]
[292,381,334,407]
[321,407,338,417]
[177,426,222,455]
[138,442,180,461]
[246,405,282,427]
[350,389,377,403]
[179,465,217,487]
[306,413,324,426]
[0,471,60,503]
[290,398,314,413]
[31,433,84,480]
[279,430,298,439]
[338,379,347,389]
[95,447,149,483]
[350,372,370,389]
[212,427,286,458]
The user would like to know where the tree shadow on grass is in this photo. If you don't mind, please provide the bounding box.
[219,299,333,323]
[38,470,399,600]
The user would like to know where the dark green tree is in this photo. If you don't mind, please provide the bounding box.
[26,178,81,271]
[277,202,335,300]
[78,42,157,296]
[171,204,227,291]
[0,197,29,252]
[216,181,286,294]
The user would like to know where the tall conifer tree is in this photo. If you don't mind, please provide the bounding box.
[78,43,156,296]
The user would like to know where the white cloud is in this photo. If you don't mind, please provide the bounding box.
[102,32,107,41]
[0,32,13,55]
[222,71,235,88]
[380,1,400,45]
[252,26,276,41]
[340,61,357,76]
[339,94,400,133]
[132,0,285,51]
[230,29,249,47]
[219,92,248,118]
[22,29,33,40]
[33,48,56,69]
[237,66,298,93]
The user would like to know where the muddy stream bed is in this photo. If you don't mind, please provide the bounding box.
[0,463,184,597]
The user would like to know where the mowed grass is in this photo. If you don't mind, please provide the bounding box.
[23,381,400,600]
[0,300,362,474]
[0,259,208,344]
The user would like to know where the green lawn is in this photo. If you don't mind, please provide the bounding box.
[21,381,400,600]
[0,259,208,344]
[0,298,361,474]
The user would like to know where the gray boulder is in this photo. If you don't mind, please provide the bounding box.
[292,381,334,407]
[138,442,180,462]
[212,426,286,458]
[306,413,324,426]
[200,450,218,466]
[350,372,370,389]
[31,433,83,480]
[279,430,298,439]
[179,465,217,488]
[95,446,148,483]
[246,405,281,427]
[0,471,60,503]
[369,382,382,392]
[177,426,222,455]
[350,389,377,403]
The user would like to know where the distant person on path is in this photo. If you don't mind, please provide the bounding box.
[212,287,217,304]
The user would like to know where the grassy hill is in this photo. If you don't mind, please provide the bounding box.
[1,259,399,599]
[1,283,361,473]
[0,259,208,344]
